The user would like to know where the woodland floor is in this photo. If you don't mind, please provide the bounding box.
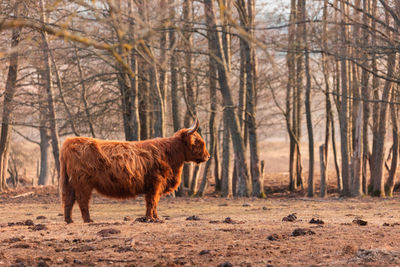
[1,185,400,266]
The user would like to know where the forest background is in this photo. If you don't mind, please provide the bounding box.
[0,0,399,199]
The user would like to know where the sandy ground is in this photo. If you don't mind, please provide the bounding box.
[1,186,400,266]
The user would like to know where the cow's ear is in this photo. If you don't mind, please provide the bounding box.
[180,129,195,146]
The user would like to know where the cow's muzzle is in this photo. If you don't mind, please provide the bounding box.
[196,153,210,164]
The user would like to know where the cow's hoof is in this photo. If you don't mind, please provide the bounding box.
[84,219,94,223]
[65,219,73,224]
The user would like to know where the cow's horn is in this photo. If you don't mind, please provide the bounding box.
[187,117,199,134]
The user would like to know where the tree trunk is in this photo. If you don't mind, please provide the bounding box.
[370,53,396,197]
[169,0,180,133]
[370,7,396,197]
[294,0,304,190]
[287,0,297,191]
[221,111,232,197]
[385,92,399,197]
[361,0,370,195]
[204,0,251,196]
[0,19,20,191]
[196,18,218,196]
[40,0,61,181]
[331,113,342,192]
[302,0,314,197]
[38,119,50,186]
[74,45,96,138]
[339,0,351,196]
[137,1,150,141]
[350,105,363,196]
[236,0,262,197]
[150,61,165,138]
[128,0,140,141]
[319,145,327,197]
[183,0,197,120]
[320,0,330,198]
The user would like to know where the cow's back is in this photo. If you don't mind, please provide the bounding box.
[61,137,154,198]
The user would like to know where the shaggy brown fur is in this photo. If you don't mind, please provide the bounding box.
[60,120,209,223]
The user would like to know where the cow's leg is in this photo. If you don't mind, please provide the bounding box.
[143,186,163,222]
[152,194,161,220]
[75,185,93,223]
[64,184,76,224]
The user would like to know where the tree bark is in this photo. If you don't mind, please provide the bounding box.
[370,51,396,197]
[320,0,330,198]
[40,0,61,181]
[302,0,314,197]
[204,0,251,196]
[74,45,96,138]
[169,0,180,133]
[287,0,297,191]
[221,111,232,197]
[128,0,140,141]
[370,7,396,197]
[361,0,371,195]
[196,16,218,196]
[339,0,351,196]
[319,145,327,197]
[0,13,20,191]
[236,0,262,197]
[350,105,363,196]
[385,91,399,197]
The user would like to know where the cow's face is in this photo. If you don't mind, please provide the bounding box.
[181,118,210,164]
[185,132,210,164]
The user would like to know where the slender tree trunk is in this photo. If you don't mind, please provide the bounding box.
[183,0,196,119]
[38,108,50,186]
[169,0,183,196]
[150,61,165,137]
[128,0,140,141]
[74,46,96,138]
[361,0,370,195]
[137,0,150,141]
[370,8,396,197]
[196,18,218,196]
[221,110,232,197]
[351,105,363,196]
[339,0,351,196]
[236,0,262,197]
[331,114,342,192]
[286,0,297,191]
[320,0,330,198]
[369,0,379,193]
[301,0,314,197]
[40,0,61,181]
[0,16,20,191]
[385,90,399,197]
[370,54,396,197]
[294,0,304,190]
[169,0,180,133]
[204,0,251,196]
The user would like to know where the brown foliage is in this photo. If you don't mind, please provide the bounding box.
[60,119,209,223]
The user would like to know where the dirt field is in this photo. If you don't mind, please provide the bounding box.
[1,186,400,266]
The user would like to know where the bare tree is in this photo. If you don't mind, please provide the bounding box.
[0,4,20,191]
[204,0,251,196]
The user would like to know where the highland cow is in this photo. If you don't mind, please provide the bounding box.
[60,119,209,223]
